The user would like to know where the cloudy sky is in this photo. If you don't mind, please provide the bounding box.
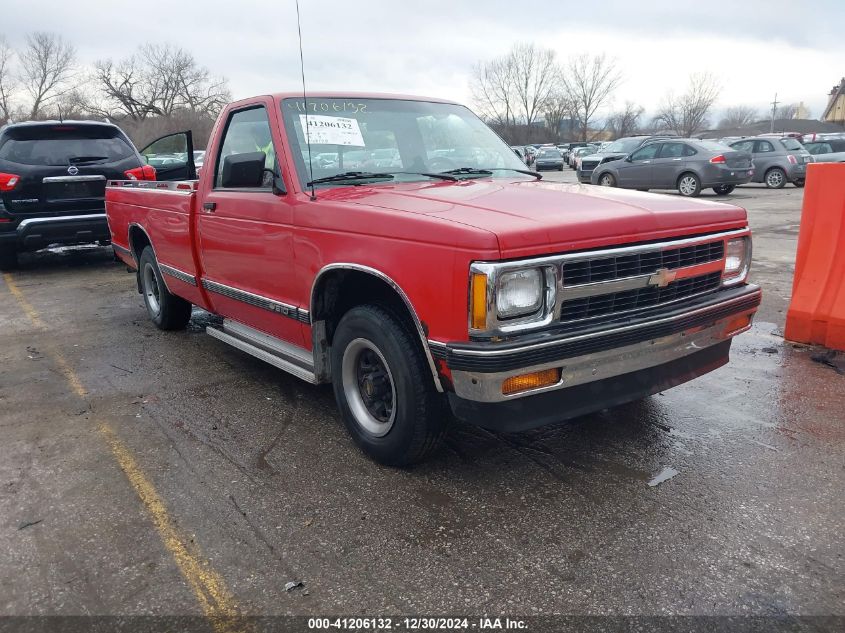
[5,0,843,122]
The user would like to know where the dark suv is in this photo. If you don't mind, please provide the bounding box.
[0,120,152,269]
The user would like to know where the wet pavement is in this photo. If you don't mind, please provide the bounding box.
[0,180,843,622]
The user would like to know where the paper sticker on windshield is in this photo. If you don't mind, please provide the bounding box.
[299,115,365,146]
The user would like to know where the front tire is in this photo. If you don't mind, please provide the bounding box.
[713,184,735,196]
[138,246,192,330]
[678,173,702,197]
[765,167,786,189]
[598,172,616,187]
[794,180,805,188]
[331,304,448,466]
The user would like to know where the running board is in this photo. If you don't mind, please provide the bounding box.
[206,319,318,384]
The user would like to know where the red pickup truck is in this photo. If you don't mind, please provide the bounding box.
[106,92,761,465]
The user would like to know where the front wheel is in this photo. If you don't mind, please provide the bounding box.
[713,184,735,196]
[765,167,786,189]
[794,180,805,188]
[138,246,192,330]
[331,304,448,466]
[598,172,616,187]
[678,173,702,197]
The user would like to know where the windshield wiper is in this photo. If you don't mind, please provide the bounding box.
[440,167,542,180]
[306,171,395,186]
[68,155,110,164]
[385,171,458,181]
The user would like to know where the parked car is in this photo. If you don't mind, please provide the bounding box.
[561,142,588,163]
[728,136,812,188]
[0,120,154,269]
[570,145,597,169]
[105,91,760,466]
[802,139,845,163]
[591,139,754,197]
[523,145,536,165]
[578,135,673,183]
[534,147,564,171]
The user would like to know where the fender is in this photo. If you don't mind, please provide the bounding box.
[310,263,445,393]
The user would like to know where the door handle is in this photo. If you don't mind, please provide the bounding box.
[202,202,216,212]
[672,158,683,161]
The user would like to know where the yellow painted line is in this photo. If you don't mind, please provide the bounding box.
[2,272,243,631]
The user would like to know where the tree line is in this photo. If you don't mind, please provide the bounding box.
[471,43,809,144]
[0,32,230,148]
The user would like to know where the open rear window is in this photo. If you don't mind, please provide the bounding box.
[0,125,135,166]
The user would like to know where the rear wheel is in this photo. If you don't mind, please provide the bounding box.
[0,247,18,271]
[713,184,735,196]
[678,173,702,197]
[331,304,448,466]
[138,246,192,330]
[765,167,786,189]
[598,172,616,187]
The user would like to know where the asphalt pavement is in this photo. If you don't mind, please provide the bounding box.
[1,176,842,626]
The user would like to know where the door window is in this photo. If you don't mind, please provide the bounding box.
[755,140,775,153]
[731,140,754,153]
[658,143,686,158]
[629,144,660,161]
[215,106,278,188]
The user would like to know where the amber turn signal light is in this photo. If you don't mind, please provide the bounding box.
[722,314,751,336]
[502,368,561,395]
[470,272,488,330]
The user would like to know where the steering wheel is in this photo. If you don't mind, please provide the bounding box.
[427,157,457,172]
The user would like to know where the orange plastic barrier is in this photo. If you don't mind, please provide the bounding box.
[784,163,845,350]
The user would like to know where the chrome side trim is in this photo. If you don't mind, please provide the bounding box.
[310,263,444,393]
[42,175,107,183]
[450,320,745,403]
[107,180,197,193]
[450,287,761,358]
[207,320,318,384]
[202,278,303,321]
[159,263,197,287]
[17,213,107,230]
[112,243,131,257]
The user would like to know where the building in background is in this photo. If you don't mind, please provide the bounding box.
[823,78,845,125]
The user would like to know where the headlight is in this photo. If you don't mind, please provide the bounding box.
[497,269,543,318]
[723,237,751,285]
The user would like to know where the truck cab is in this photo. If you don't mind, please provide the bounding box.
[105,92,761,466]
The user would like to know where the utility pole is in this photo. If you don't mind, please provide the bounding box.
[770,93,780,133]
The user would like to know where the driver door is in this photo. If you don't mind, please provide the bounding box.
[197,102,303,346]
[617,144,659,188]
[139,131,197,181]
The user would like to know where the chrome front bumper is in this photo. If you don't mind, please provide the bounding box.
[433,285,761,404]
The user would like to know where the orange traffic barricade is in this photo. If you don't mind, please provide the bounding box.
[784,163,845,350]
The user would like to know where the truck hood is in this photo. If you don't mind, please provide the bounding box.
[330,179,748,258]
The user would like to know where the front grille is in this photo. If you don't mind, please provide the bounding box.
[580,160,599,171]
[561,271,722,322]
[563,240,724,286]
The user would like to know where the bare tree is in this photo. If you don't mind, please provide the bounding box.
[471,43,561,142]
[654,72,720,137]
[542,91,575,142]
[718,105,759,129]
[19,32,76,118]
[775,102,807,120]
[606,102,644,139]
[87,43,230,121]
[0,36,16,123]
[561,54,622,141]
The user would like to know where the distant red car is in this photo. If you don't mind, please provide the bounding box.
[106,92,761,465]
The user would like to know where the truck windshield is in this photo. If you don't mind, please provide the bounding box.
[280,97,529,188]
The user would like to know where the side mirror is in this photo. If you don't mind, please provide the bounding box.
[625,155,634,162]
[221,152,265,188]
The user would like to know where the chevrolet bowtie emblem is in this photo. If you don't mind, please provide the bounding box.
[648,267,677,288]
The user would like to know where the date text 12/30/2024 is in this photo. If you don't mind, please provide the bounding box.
[307,617,528,630]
